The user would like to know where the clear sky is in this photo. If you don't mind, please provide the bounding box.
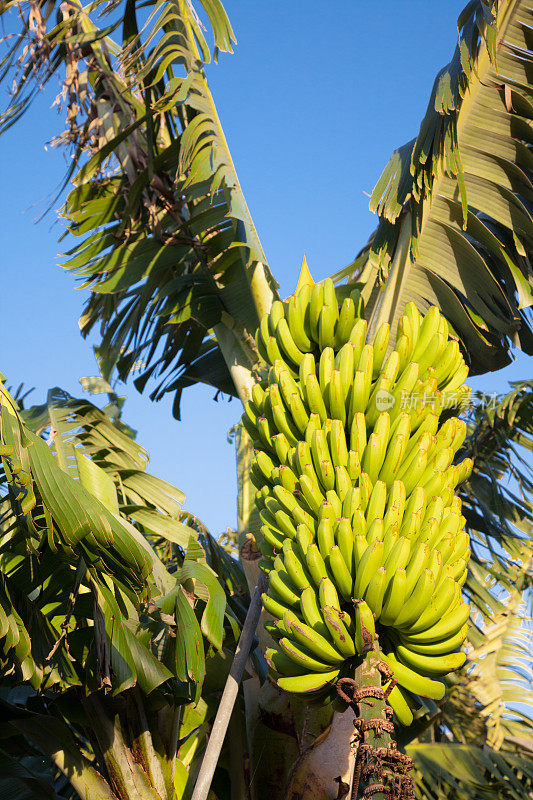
[1,0,531,535]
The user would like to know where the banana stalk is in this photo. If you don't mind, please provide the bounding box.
[346,643,412,800]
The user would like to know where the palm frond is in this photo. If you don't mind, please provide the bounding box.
[465,596,533,748]
[0,0,277,414]
[336,0,533,374]
[458,380,533,618]
[0,371,230,700]
[407,741,533,800]
[0,361,258,800]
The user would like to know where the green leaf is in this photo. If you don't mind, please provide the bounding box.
[0,0,277,414]
[337,0,533,374]
[123,506,195,546]
[179,559,225,651]
[75,451,119,515]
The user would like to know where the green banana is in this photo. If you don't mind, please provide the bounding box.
[366,518,384,545]
[335,299,357,348]
[396,645,466,676]
[354,600,376,654]
[358,471,373,512]
[394,568,435,628]
[349,317,368,361]
[366,376,393,427]
[379,433,408,488]
[382,524,399,560]
[287,294,312,352]
[305,373,328,423]
[283,541,311,591]
[328,369,346,425]
[298,473,323,515]
[300,586,329,637]
[262,593,296,620]
[353,534,368,570]
[295,523,314,555]
[347,449,361,482]
[318,576,341,612]
[365,480,387,526]
[317,517,335,560]
[343,487,361,520]
[335,517,353,569]
[269,570,300,607]
[278,637,335,672]
[328,545,353,600]
[309,284,324,341]
[380,568,407,626]
[362,432,387,485]
[311,429,335,491]
[372,323,390,378]
[383,537,411,582]
[277,669,340,694]
[257,416,274,451]
[289,392,310,435]
[399,623,468,656]
[434,339,461,387]
[386,683,414,726]
[404,541,430,595]
[318,304,337,351]
[381,651,445,700]
[364,567,387,617]
[265,648,303,677]
[285,616,344,664]
[318,500,337,526]
[299,352,316,389]
[357,344,374,400]
[427,549,443,587]
[354,540,385,599]
[273,433,291,467]
[261,525,285,551]
[325,486,342,517]
[394,334,412,374]
[412,306,441,363]
[329,419,348,467]
[278,464,298,493]
[335,465,352,500]
[405,577,457,633]
[272,507,298,540]
[416,332,446,376]
[319,347,335,395]
[323,605,356,657]
[306,544,329,587]
[335,340,356,388]
[350,412,367,456]
[402,602,470,644]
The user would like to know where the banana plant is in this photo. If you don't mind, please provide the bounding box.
[0,370,256,800]
[1,0,533,798]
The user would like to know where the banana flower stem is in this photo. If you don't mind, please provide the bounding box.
[337,639,414,800]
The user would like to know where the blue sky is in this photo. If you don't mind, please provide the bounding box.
[1,0,531,535]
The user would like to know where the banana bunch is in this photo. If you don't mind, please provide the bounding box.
[242,277,472,725]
